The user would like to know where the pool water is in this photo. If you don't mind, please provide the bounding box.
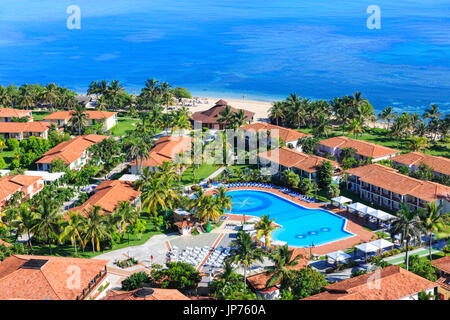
[226,190,354,247]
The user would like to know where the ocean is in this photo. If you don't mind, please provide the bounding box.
[0,0,449,114]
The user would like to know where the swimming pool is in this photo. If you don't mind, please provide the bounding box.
[226,190,354,247]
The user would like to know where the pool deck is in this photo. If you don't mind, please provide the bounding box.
[209,186,377,255]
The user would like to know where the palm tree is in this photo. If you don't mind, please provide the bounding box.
[312,113,332,137]
[229,230,265,288]
[141,178,168,216]
[269,101,285,126]
[134,167,155,191]
[218,105,235,128]
[389,204,425,270]
[347,118,364,138]
[378,106,397,129]
[195,195,221,223]
[232,109,249,129]
[213,187,233,215]
[0,86,12,107]
[254,214,279,248]
[11,204,39,253]
[423,104,443,122]
[159,81,172,112]
[286,94,307,128]
[106,80,124,109]
[40,83,59,111]
[69,104,88,135]
[421,202,445,260]
[34,197,61,254]
[113,201,139,243]
[124,136,152,173]
[264,245,304,290]
[82,205,111,253]
[407,136,430,152]
[59,212,86,253]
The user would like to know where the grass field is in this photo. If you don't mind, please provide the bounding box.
[110,118,139,137]
[297,127,450,158]
[32,111,52,121]
[181,164,220,185]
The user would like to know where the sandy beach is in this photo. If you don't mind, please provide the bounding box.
[186,96,387,129]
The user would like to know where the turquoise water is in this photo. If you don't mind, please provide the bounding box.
[0,1,449,113]
[226,190,354,247]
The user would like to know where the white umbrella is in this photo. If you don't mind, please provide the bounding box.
[355,242,378,253]
[326,250,351,262]
[369,239,394,250]
[379,212,397,222]
[247,217,261,223]
[331,196,352,205]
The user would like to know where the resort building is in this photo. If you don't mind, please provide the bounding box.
[129,135,193,174]
[302,265,437,300]
[104,287,189,300]
[391,152,450,179]
[35,134,108,171]
[190,99,255,129]
[0,108,33,122]
[431,255,450,300]
[70,180,141,215]
[42,110,118,130]
[0,175,44,208]
[345,163,450,213]
[0,255,109,300]
[240,122,312,152]
[246,248,310,300]
[0,121,50,140]
[258,147,342,183]
[317,136,400,162]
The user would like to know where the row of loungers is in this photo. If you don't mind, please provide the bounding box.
[226,182,274,188]
[280,188,316,203]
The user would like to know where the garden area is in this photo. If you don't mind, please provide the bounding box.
[180,163,220,185]
[110,118,140,137]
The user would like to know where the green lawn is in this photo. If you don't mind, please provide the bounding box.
[297,127,450,158]
[181,164,220,185]
[29,216,163,259]
[0,150,15,169]
[32,111,52,121]
[110,118,140,137]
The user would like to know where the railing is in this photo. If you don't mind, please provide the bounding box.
[76,268,107,300]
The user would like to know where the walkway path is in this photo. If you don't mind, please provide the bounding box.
[384,242,446,265]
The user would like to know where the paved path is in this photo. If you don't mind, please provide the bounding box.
[384,242,446,265]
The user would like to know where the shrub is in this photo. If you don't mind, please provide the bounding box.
[0,156,6,169]
[121,272,150,291]
[6,139,19,151]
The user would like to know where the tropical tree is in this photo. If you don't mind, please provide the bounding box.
[141,178,168,216]
[11,204,39,253]
[389,204,425,270]
[69,104,88,135]
[82,205,111,253]
[228,230,265,288]
[269,101,285,126]
[253,214,279,248]
[378,106,397,129]
[214,187,233,215]
[421,202,446,260]
[34,197,61,254]
[106,80,125,108]
[264,245,304,290]
[58,212,86,253]
[113,201,139,243]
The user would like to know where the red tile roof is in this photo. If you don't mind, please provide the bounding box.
[43,110,117,121]
[191,100,255,125]
[302,265,436,300]
[319,136,400,159]
[0,175,43,202]
[70,180,141,215]
[36,134,108,165]
[130,136,193,168]
[346,163,450,202]
[392,152,450,177]
[0,255,108,300]
[0,239,12,247]
[104,288,189,300]
[0,108,32,119]
[258,147,341,174]
[241,123,312,142]
[0,122,50,133]
[431,255,450,274]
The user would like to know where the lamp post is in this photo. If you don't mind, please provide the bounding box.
[310,241,315,257]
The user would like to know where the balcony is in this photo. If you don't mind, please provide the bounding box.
[76,268,107,300]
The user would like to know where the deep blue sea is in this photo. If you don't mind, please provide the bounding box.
[0,0,449,113]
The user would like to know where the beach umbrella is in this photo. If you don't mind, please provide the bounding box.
[369,239,394,251]
[347,202,367,213]
[331,196,352,207]
[247,217,261,223]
